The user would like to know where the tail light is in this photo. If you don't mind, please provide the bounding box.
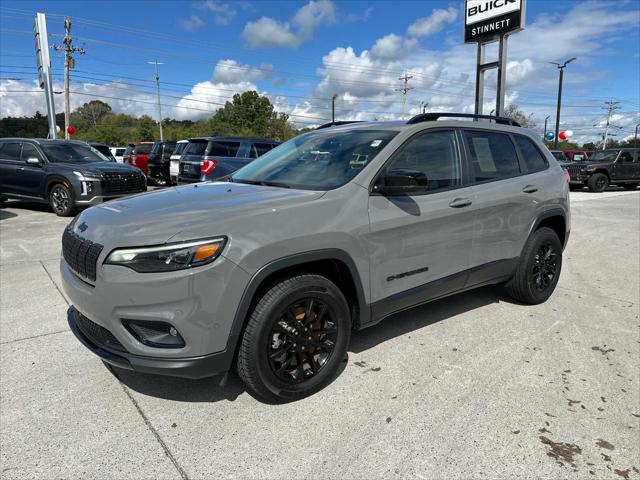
[131,154,138,165]
[562,168,570,183]
[200,157,217,174]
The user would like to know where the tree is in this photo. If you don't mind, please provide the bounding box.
[137,115,156,141]
[503,104,536,129]
[73,100,112,129]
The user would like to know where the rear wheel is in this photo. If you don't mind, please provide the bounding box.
[237,273,351,403]
[507,227,562,305]
[588,173,608,192]
[623,183,638,191]
[49,183,76,217]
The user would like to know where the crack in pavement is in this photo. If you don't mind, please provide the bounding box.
[557,286,636,306]
[0,329,69,345]
[40,260,70,306]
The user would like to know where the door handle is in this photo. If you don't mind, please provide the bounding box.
[522,185,539,194]
[449,198,472,208]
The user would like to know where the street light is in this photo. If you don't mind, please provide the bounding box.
[544,115,551,140]
[550,57,577,148]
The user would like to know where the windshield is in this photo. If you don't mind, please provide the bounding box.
[590,150,619,162]
[231,129,398,190]
[41,143,110,164]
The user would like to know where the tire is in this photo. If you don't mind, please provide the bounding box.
[237,273,351,403]
[507,227,563,305]
[623,183,638,191]
[588,173,608,193]
[49,183,76,217]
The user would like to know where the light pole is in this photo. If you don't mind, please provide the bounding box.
[331,94,337,123]
[148,60,164,141]
[550,57,576,148]
[635,123,639,148]
[544,115,551,140]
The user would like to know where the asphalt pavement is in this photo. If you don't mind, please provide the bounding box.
[1,189,639,479]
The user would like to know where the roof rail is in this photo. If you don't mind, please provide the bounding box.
[406,112,521,127]
[316,120,364,129]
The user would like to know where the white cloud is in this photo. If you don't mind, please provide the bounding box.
[198,0,237,25]
[177,15,204,31]
[212,59,273,83]
[371,34,407,60]
[407,7,458,38]
[242,0,336,49]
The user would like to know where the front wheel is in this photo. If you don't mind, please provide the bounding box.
[588,173,608,193]
[237,274,351,403]
[507,227,563,305]
[49,183,76,217]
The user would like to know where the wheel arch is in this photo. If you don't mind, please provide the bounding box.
[45,175,74,198]
[224,249,370,362]
[530,209,568,249]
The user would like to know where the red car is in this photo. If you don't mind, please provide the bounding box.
[123,142,153,175]
[563,149,592,162]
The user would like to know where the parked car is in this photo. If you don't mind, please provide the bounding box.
[61,112,570,402]
[0,138,146,216]
[562,149,592,162]
[123,142,153,175]
[178,137,280,183]
[88,142,116,162]
[550,150,568,162]
[147,140,176,186]
[110,146,127,163]
[564,148,639,192]
[169,139,188,185]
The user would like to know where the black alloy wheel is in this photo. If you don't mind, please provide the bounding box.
[237,273,350,403]
[507,227,563,305]
[530,241,558,293]
[588,173,608,193]
[268,298,338,384]
[49,184,76,217]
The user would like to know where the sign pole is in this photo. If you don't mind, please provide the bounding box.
[495,35,508,117]
[34,12,57,139]
[474,42,485,115]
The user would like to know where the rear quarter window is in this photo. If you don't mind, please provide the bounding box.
[464,130,521,182]
[206,141,240,157]
[0,142,22,161]
[514,135,548,173]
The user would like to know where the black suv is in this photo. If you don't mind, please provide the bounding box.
[178,137,279,183]
[147,140,176,186]
[564,148,639,192]
[0,138,147,216]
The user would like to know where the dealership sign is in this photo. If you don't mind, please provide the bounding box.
[465,0,526,43]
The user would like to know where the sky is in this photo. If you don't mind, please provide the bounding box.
[0,0,639,144]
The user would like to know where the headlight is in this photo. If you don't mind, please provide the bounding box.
[73,170,102,181]
[105,237,226,273]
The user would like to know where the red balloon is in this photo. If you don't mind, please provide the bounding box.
[558,131,567,140]
[67,126,76,135]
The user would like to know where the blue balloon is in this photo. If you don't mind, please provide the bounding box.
[545,132,555,141]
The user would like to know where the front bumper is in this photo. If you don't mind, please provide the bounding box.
[68,306,232,379]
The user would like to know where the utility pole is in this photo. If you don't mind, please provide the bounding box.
[420,101,429,114]
[550,57,576,148]
[602,100,620,150]
[635,123,640,149]
[331,94,337,123]
[396,72,413,120]
[148,60,164,141]
[52,17,84,139]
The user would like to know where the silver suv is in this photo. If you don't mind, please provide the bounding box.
[61,113,570,403]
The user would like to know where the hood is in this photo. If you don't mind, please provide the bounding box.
[74,182,325,247]
[51,161,140,174]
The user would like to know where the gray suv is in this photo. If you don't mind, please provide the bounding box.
[61,113,570,403]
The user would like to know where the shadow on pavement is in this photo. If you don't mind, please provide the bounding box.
[1,200,54,214]
[350,285,507,354]
[109,365,246,403]
[0,209,18,220]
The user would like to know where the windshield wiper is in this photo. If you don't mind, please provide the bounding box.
[232,179,291,188]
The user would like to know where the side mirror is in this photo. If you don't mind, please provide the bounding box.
[374,169,429,195]
[26,157,41,165]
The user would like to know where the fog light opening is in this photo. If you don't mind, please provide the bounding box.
[122,320,185,348]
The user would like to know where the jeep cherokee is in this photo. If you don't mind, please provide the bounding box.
[61,113,570,403]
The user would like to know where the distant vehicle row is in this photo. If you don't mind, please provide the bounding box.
[561,148,640,192]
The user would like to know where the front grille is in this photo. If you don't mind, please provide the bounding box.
[62,227,103,281]
[566,164,584,180]
[101,171,146,196]
[75,310,127,353]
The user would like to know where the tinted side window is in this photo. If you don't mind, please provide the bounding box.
[250,142,277,158]
[134,144,152,154]
[207,141,240,157]
[21,143,44,162]
[0,143,22,161]
[618,152,634,163]
[464,130,520,182]
[185,141,207,156]
[514,136,548,173]
[383,130,460,192]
